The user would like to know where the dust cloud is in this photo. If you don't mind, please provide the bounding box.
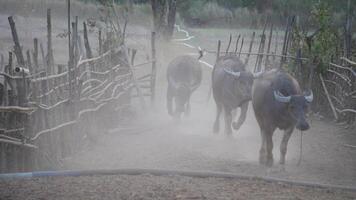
[0,0,355,188]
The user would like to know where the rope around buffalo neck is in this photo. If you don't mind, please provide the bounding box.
[297,130,303,166]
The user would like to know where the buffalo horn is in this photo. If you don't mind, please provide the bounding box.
[273,91,291,103]
[304,90,313,103]
[223,68,240,77]
[253,71,263,79]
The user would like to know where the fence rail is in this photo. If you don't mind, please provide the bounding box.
[0,9,157,173]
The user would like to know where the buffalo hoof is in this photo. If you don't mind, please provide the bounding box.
[224,129,233,136]
[277,164,286,172]
[232,122,241,131]
[279,158,285,165]
[213,123,219,134]
[185,105,191,117]
[259,154,267,165]
[266,157,274,167]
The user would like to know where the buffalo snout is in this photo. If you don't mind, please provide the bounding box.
[296,120,310,131]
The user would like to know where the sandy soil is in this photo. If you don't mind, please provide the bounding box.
[1,174,355,200]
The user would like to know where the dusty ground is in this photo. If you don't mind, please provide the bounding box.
[1,174,356,200]
[0,2,356,199]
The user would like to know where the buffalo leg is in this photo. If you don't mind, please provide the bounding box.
[167,86,174,116]
[224,106,233,135]
[265,130,274,167]
[232,102,248,131]
[279,127,294,165]
[259,127,267,165]
[213,102,222,133]
[185,99,191,116]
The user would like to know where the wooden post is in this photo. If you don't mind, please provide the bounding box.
[47,9,54,75]
[26,50,33,74]
[216,40,221,63]
[33,38,39,72]
[67,0,71,60]
[244,32,255,66]
[83,22,93,59]
[0,143,6,172]
[238,37,244,58]
[98,29,102,55]
[273,30,279,62]
[131,49,137,66]
[280,16,295,68]
[150,32,156,103]
[225,34,232,55]
[234,34,241,54]
[40,43,47,71]
[265,24,273,69]
[8,16,25,66]
[319,74,338,121]
[0,54,3,72]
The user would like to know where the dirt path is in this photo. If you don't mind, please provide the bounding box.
[1,174,355,200]
[63,75,356,188]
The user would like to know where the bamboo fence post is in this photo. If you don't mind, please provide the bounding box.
[131,49,137,66]
[32,39,39,72]
[40,43,47,71]
[98,29,102,55]
[244,32,255,66]
[319,74,338,121]
[8,16,25,66]
[216,40,221,63]
[47,8,54,74]
[0,54,3,72]
[238,37,244,58]
[254,27,267,72]
[67,0,71,60]
[273,30,279,62]
[151,32,156,103]
[26,50,33,73]
[265,24,273,69]
[83,22,93,59]
[0,143,6,172]
[225,33,232,55]
[234,34,241,54]
[3,53,11,172]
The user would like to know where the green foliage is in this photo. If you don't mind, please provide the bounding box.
[288,1,339,74]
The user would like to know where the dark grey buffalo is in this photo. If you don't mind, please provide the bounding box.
[252,69,313,167]
[212,56,262,135]
[167,55,202,117]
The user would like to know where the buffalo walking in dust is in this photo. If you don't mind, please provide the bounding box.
[252,69,313,167]
[212,56,262,135]
[167,55,202,118]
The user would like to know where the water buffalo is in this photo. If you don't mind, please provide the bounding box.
[167,55,202,117]
[252,69,313,167]
[212,56,262,135]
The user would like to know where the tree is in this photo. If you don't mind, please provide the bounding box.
[151,0,177,41]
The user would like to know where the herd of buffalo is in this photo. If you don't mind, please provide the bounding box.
[166,54,313,167]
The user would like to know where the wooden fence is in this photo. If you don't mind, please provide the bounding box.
[174,22,355,126]
[0,9,156,173]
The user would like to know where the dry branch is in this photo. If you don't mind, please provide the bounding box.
[319,74,338,120]
[0,138,37,149]
[329,62,356,76]
[0,106,36,114]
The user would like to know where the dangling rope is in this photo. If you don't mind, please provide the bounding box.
[297,130,303,166]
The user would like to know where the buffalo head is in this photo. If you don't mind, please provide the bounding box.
[224,68,263,102]
[274,90,313,131]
